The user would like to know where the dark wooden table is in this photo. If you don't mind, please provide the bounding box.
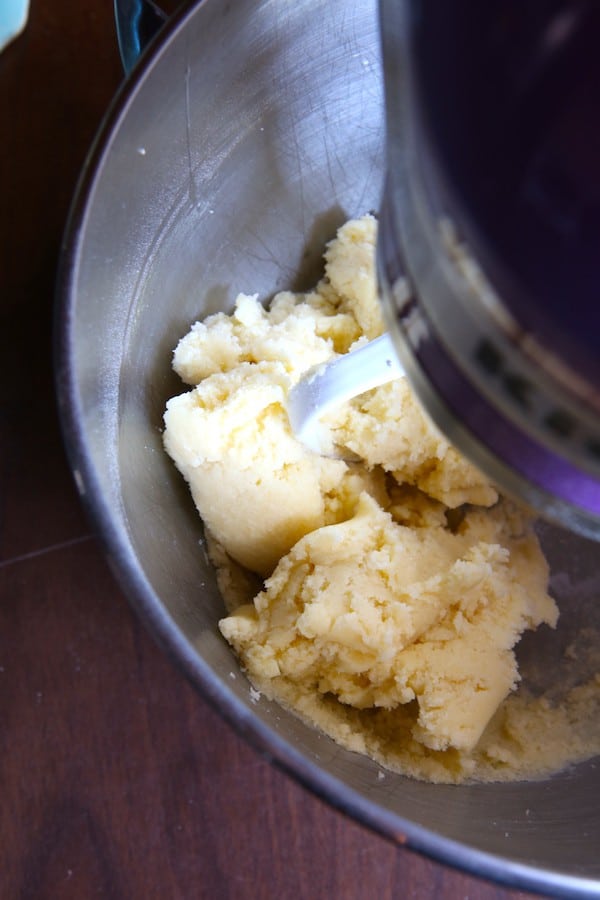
[0,3,543,898]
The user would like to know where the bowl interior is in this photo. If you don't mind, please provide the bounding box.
[59,0,600,894]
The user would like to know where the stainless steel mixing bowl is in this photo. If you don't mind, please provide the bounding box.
[56,1,600,895]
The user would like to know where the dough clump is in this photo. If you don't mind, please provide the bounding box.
[162,215,591,783]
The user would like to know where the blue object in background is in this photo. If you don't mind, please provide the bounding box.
[0,0,29,51]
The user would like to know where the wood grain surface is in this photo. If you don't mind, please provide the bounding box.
[0,3,543,898]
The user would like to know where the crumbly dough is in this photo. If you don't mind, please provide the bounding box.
[220,494,556,755]
[164,215,600,783]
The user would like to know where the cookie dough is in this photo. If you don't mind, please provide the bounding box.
[163,215,600,782]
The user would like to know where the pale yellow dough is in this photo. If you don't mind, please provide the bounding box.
[220,494,556,754]
[163,215,599,783]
